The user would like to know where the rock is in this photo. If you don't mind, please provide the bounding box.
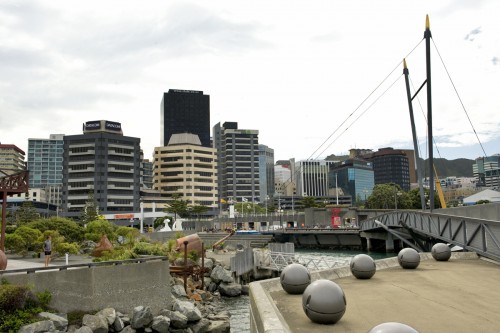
[131,305,154,329]
[74,326,93,333]
[151,315,171,333]
[113,315,125,332]
[172,284,188,298]
[207,282,218,292]
[82,314,108,333]
[241,285,250,295]
[19,320,56,333]
[218,282,242,297]
[96,307,116,326]
[206,320,230,333]
[210,266,233,284]
[173,299,202,322]
[120,326,137,333]
[38,312,68,331]
[159,310,188,329]
[190,318,211,333]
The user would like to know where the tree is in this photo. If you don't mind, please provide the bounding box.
[189,205,209,220]
[164,194,189,219]
[85,220,117,242]
[366,184,412,209]
[298,196,319,209]
[15,201,39,225]
[80,191,100,225]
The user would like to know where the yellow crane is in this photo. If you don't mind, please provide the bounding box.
[433,165,447,208]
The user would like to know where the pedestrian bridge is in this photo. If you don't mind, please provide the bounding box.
[360,204,500,262]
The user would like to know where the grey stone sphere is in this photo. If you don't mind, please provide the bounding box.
[367,322,420,333]
[302,279,346,324]
[280,263,311,294]
[431,243,452,261]
[350,254,376,279]
[398,248,420,269]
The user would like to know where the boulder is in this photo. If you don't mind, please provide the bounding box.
[131,305,154,329]
[82,314,108,333]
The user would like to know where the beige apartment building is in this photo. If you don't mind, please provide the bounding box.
[0,144,26,175]
[153,133,218,208]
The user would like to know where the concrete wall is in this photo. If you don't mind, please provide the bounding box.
[436,203,500,221]
[3,259,171,314]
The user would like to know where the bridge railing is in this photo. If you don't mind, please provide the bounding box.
[258,251,351,272]
[361,210,500,262]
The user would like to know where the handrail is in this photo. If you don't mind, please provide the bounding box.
[0,256,169,275]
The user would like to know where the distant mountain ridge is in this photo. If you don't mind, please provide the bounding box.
[425,158,474,178]
[326,154,475,178]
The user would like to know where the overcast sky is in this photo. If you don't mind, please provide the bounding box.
[1,0,499,162]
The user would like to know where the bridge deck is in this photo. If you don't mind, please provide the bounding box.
[250,253,500,333]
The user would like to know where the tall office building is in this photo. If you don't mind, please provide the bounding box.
[213,122,260,203]
[141,159,153,189]
[0,144,25,175]
[27,134,64,188]
[153,133,218,208]
[361,147,411,192]
[61,120,142,218]
[160,89,210,148]
[330,158,375,203]
[295,160,336,197]
[258,144,275,203]
[473,155,500,189]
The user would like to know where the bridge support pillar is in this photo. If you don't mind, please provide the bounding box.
[366,238,373,251]
[385,234,394,253]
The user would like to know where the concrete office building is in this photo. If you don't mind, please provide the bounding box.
[160,89,210,148]
[61,120,141,218]
[258,144,275,204]
[153,133,218,209]
[0,144,25,175]
[473,155,500,189]
[27,134,65,208]
[27,134,64,188]
[213,121,260,204]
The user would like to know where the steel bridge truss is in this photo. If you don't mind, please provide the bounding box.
[361,211,500,262]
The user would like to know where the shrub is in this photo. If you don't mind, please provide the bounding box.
[0,284,31,312]
[132,242,168,256]
[0,283,52,332]
[26,217,85,243]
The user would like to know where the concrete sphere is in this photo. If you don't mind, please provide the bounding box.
[431,243,452,261]
[350,254,376,279]
[280,263,311,294]
[302,279,346,324]
[398,248,420,269]
[367,322,420,333]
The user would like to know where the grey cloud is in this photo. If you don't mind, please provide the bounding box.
[492,56,499,66]
[464,27,481,41]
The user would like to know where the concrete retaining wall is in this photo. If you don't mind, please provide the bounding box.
[3,259,171,314]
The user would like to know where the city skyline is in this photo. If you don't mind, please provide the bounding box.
[1,1,499,162]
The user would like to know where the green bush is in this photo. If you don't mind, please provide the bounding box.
[26,217,85,243]
[0,284,31,312]
[56,242,80,255]
[4,234,27,256]
[85,220,117,242]
[132,242,168,256]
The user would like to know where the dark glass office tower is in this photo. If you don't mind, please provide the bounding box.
[160,89,210,147]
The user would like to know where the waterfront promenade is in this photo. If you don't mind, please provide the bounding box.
[249,252,500,333]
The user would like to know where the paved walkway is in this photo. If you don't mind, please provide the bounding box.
[250,253,500,333]
[3,253,94,271]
